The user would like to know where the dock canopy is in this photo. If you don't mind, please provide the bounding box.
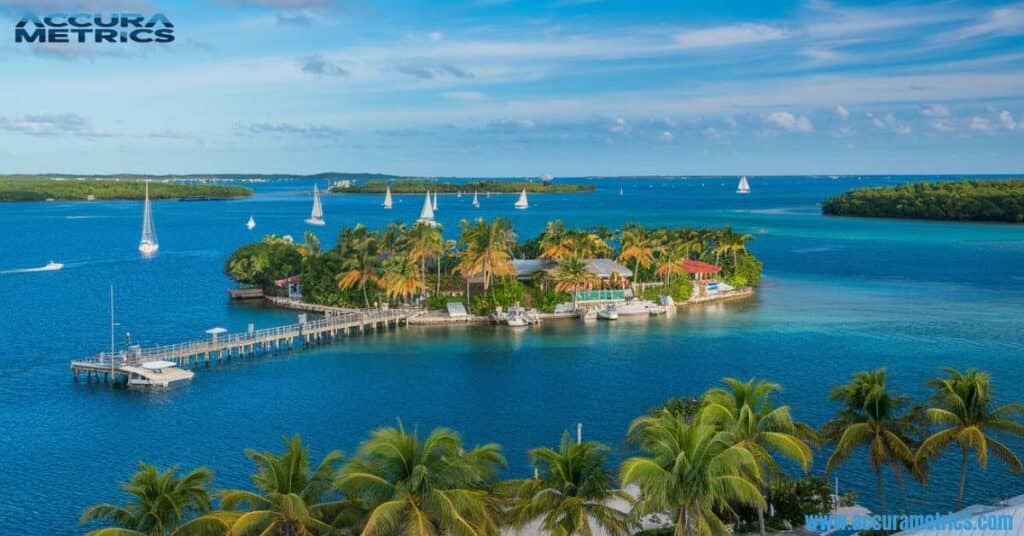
[141,360,178,370]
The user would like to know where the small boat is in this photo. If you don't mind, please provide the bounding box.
[472,191,480,208]
[305,185,326,226]
[382,185,393,209]
[514,188,529,210]
[417,191,436,224]
[506,314,529,327]
[138,182,159,255]
[19,261,64,272]
[432,191,438,211]
[457,190,462,198]
[597,305,619,320]
[736,176,751,194]
[246,216,256,230]
[619,187,624,196]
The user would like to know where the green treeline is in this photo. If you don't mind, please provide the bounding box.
[81,367,1024,535]
[330,180,594,194]
[0,178,251,202]
[822,180,1024,222]
[224,220,762,313]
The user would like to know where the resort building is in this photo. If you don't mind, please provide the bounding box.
[681,259,724,296]
[273,275,303,299]
[469,258,633,286]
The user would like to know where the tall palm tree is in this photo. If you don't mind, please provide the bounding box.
[381,256,422,304]
[216,435,352,535]
[621,410,765,536]
[821,368,920,513]
[700,378,815,536]
[502,432,633,536]
[538,220,573,262]
[300,231,322,257]
[405,222,444,296]
[654,243,688,285]
[550,256,598,311]
[337,226,381,308]
[337,423,506,536]
[915,367,1024,509]
[456,218,517,292]
[617,226,654,285]
[80,463,222,536]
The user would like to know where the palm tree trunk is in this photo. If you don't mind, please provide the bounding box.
[677,507,688,536]
[420,258,426,297]
[436,257,441,296]
[875,466,887,514]
[362,286,370,308]
[757,503,766,536]
[957,448,969,509]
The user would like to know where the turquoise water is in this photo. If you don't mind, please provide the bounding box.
[1,176,1023,532]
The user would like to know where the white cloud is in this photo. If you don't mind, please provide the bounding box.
[867,112,911,134]
[939,6,1024,41]
[970,116,994,132]
[674,23,788,48]
[802,47,847,62]
[931,119,956,133]
[608,117,631,135]
[428,31,444,42]
[703,127,722,140]
[763,111,814,133]
[659,131,674,142]
[998,110,1018,130]
[834,105,850,119]
[920,104,951,117]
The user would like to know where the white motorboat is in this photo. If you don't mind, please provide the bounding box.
[138,182,159,255]
[305,185,326,226]
[597,305,619,320]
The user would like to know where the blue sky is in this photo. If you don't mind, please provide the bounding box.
[1,0,1023,176]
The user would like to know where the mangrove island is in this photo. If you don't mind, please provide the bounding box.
[822,179,1024,223]
[0,177,251,202]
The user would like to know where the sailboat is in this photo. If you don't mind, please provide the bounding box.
[471,191,480,208]
[138,182,159,255]
[432,191,438,211]
[305,185,326,225]
[514,188,529,210]
[736,176,751,194]
[382,185,393,209]
[619,187,624,196]
[246,216,256,230]
[417,191,435,224]
[457,190,462,198]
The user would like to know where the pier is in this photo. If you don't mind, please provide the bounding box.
[70,308,417,383]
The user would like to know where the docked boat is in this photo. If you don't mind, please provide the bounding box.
[736,176,751,194]
[506,315,529,328]
[382,185,393,209]
[138,182,159,255]
[305,185,326,226]
[124,360,195,389]
[597,304,619,320]
[472,191,480,208]
[514,188,529,210]
[246,216,256,230]
[615,299,665,316]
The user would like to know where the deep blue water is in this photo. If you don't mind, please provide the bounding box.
[1,176,1023,533]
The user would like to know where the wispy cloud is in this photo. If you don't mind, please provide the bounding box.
[763,111,814,133]
[0,113,113,137]
[240,122,346,138]
[921,104,951,117]
[674,23,788,49]
[867,112,911,135]
[300,54,349,76]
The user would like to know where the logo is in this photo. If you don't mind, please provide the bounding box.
[15,13,175,44]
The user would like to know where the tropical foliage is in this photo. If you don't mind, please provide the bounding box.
[822,179,1024,223]
[0,178,251,202]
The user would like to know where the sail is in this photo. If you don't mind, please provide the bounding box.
[418,191,434,222]
[246,216,256,230]
[139,182,158,253]
[472,191,479,207]
[737,176,751,194]
[383,185,393,209]
[514,188,529,209]
[432,191,438,211]
[310,186,324,219]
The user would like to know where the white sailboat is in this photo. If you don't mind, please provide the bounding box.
[138,182,159,255]
[382,185,393,209]
[457,190,462,198]
[432,191,438,211]
[514,188,529,210]
[486,191,491,199]
[472,191,480,208]
[417,191,435,224]
[619,187,624,196]
[305,185,326,225]
[246,216,256,230]
[736,176,751,194]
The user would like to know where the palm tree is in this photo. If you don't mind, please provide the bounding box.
[337,226,381,308]
[915,367,1024,509]
[654,243,688,285]
[456,218,517,292]
[538,220,573,262]
[700,378,815,536]
[821,368,920,513]
[550,256,598,311]
[621,410,765,536]
[80,463,222,536]
[502,432,633,536]
[381,256,422,304]
[216,435,352,535]
[405,222,444,296]
[617,226,654,285]
[337,423,506,536]
[299,231,322,257]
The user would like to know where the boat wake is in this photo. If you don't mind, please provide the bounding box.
[0,261,64,275]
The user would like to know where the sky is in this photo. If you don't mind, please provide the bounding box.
[1,0,1024,176]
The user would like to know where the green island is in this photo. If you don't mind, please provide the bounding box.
[329,180,595,194]
[0,177,251,202]
[822,179,1024,223]
[224,220,762,313]
[80,367,1024,535]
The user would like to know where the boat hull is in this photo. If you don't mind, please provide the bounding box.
[139,242,159,255]
[304,218,326,226]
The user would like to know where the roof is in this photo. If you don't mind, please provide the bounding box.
[681,259,720,274]
[274,275,301,287]
[897,493,1024,535]
[466,258,632,283]
[583,258,633,278]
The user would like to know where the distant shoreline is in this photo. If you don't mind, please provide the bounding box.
[0,178,251,202]
[330,180,594,194]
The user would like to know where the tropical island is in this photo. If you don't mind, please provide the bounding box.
[224,219,761,315]
[329,180,595,194]
[0,177,251,202]
[822,179,1024,223]
[80,367,1024,535]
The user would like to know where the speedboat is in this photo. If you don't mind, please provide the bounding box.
[41,261,64,271]
[506,314,529,327]
[597,305,619,320]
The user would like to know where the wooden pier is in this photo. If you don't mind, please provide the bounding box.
[70,308,416,383]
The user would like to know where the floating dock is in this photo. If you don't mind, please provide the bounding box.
[70,308,416,383]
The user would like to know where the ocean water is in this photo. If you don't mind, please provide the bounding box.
[1,176,1022,533]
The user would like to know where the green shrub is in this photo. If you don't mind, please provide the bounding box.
[642,278,693,302]
[224,242,303,287]
[470,278,526,314]
[724,254,762,288]
[425,295,461,311]
[528,286,571,313]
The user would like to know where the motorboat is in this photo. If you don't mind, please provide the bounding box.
[597,305,619,320]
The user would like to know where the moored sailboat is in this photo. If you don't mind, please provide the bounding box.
[736,176,751,194]
[472,191,480,208]
[514,188,529,210]
[305,185,326,225]
[417,191,436,225]
[138,182,159,255]
[382,185,393,209]
[246,216,256,230]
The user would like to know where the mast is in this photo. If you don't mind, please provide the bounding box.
[432,191,438,211]
[383,185,393,209]
[472,191,479,207]
[139,181,158,253]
